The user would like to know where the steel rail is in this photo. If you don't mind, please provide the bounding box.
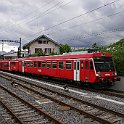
[0,72,124,123]
[0,73,124,118]
[1,71,124,99]
[0,85,64,124]
[0,100,24,124]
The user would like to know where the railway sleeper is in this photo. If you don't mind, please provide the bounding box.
[18,113,40,119]
[16,111,37,116]
[23,117,48,122]
[100,114,123,123]
[11,107,32,112]
[26,120,50,124]
[14,109,35,114]
[7,104,25,108]
[9,106,29,110]
[109,117,123,123]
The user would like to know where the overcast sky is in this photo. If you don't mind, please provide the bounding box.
[0,0,124,52]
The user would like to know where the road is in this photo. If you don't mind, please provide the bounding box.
[111,76,124,91]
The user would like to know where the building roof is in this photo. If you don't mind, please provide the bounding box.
[23,34,61,49]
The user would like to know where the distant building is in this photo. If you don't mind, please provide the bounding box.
[23,35,61,55]
[0,50,28,60]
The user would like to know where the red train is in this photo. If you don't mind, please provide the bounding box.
[0,52,120,88]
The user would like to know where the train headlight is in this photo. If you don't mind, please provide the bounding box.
[96,72,101,77]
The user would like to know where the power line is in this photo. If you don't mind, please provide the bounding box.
[19,0,56,23]
[61,26,124,43]
[1,0,121,46]
[36,0,74,19]
[0,0,72,40]
[31,0,120,37]
[23,1,66,24]
[48,9,124,35]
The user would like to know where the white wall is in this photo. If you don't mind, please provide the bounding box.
[29,39,60,55]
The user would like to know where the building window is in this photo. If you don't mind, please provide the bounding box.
[38,39,48,44]
[52,62,57,68]
[35,48,42,53]
[59,61,64,69]
[45,48,51,53]
[38,40,42,44]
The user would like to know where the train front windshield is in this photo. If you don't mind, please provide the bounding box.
[94,57,115,72]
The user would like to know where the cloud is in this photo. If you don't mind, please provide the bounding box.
[0,0,124,52]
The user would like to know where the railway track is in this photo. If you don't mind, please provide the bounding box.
[0,85,64,124]
[0,71,124,99]
[0,72,124,124]
[83,88,124,99]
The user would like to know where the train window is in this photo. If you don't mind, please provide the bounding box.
[90,61,93,70]
[38,61,41,67]
[27,62,30,67]
[52,62,57,68]
[77,62,79,70]
[4,63,9,67]
[47,62,51,68]
[24,62,27,67]
[29,62,33,67]
[42,62,46,68]
[81,62,84,69]
[34,61,37,67]
[11,62,16,66]
[74,62,76,70]
[66,61,72,70]
[86,61,89,69]
[59,61,64,69]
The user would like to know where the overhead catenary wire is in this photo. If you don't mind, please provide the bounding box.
[30,0,120,38]
[46,9,124,36]
[0,0,122,48]
[21,0,66,24]
[60,26,124,44]
[0,0,72,43]
[19,0,56,23]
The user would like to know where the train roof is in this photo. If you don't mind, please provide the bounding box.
[0,52,112,62]
[19,52,112,61]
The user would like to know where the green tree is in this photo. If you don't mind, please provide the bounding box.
[92,43,99,48]
[29,51,45,57]
[101,39,124,76]
[59,44,72,54]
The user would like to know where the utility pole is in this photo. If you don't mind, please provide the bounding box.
[2,41,3,52]
[18,38,22,58]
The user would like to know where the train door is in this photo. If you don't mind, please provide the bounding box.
[22,61,24,73]
[80,60,85,81]
[74,60,80,81]
[19,60,24,73]
[84,60,90,82]
[9,61,10,71]
[89,60,95,82]
[19,61,22,72]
